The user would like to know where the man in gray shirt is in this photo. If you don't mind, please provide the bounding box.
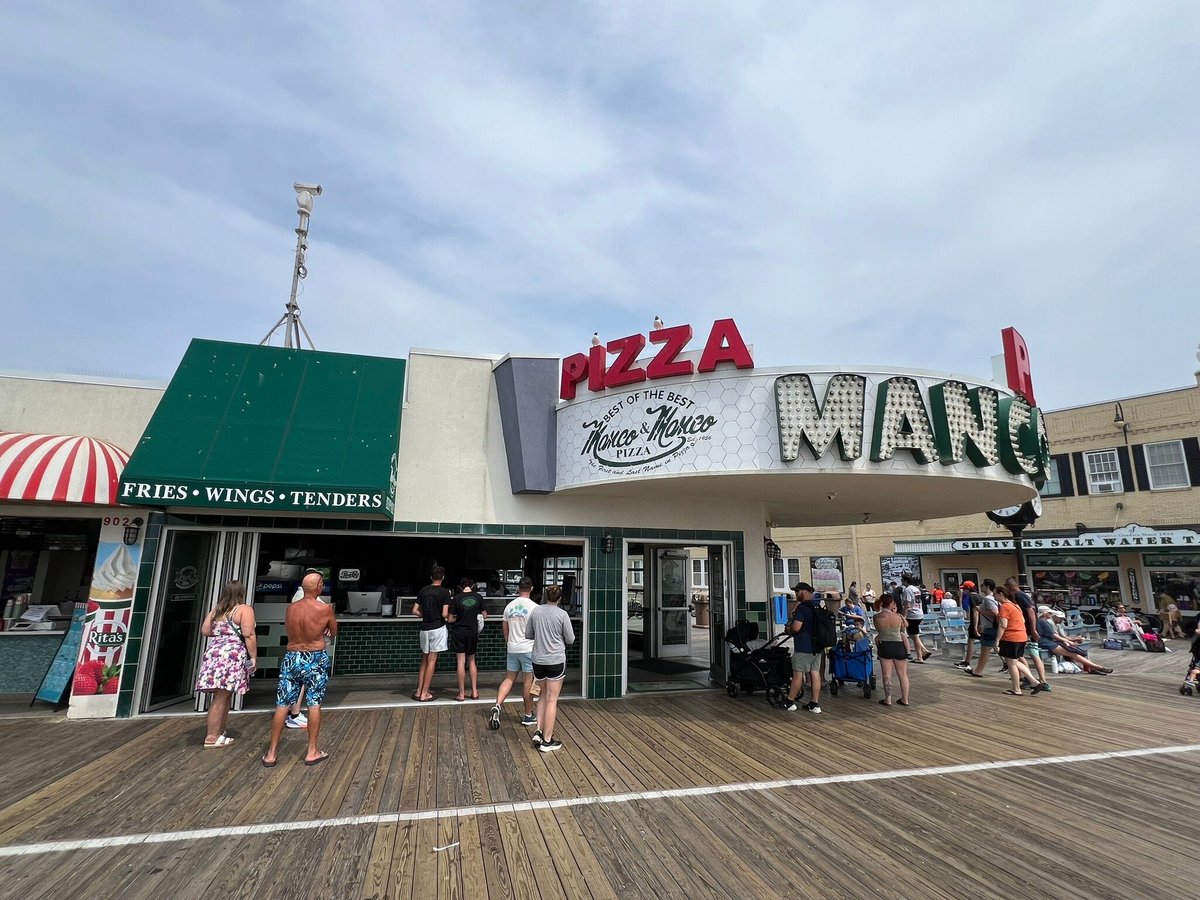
[525,585,575,753]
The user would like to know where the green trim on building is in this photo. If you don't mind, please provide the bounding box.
[121,515,751,712]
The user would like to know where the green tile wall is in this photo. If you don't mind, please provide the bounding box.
[331,622,582,677]
[122,514,748,713]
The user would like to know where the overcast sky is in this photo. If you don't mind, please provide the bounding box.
[2,3,1197,409]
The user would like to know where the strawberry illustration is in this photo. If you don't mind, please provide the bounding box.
[86,600,100,614]
[83,660,104,681]
[72,672,99,696]
[101,677,120,694]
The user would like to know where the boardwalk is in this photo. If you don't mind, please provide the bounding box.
[0,647,1197,899]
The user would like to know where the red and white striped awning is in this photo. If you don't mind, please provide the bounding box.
[0,432,131,505]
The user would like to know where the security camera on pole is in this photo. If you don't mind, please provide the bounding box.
[261,183,323,350]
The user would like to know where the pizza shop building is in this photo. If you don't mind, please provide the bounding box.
[4,321,1048,717]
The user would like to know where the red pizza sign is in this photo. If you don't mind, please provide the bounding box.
[560,318,754,400]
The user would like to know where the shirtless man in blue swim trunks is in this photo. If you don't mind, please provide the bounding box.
[263,572,338,767]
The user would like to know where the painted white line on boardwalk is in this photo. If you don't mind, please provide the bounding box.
[3,742,1198,858]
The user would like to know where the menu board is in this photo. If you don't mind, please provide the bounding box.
[34,603,87,707]
[810,557,844,594]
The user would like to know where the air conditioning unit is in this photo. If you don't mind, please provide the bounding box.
[1096,482,1117,493]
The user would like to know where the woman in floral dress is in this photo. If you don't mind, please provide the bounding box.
[195,580,257,747]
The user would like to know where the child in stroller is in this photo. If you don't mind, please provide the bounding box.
[724,620,793,708]
[1180,632,1200,696]
[827,615,876,699]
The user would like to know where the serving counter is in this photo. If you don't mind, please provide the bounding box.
[0,629,68,693]
[330,612,584,677]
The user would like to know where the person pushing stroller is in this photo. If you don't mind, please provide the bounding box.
[1181,632,1200,696]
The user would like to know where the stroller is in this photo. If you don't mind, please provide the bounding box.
[724,620,793,709]
[828,619,876,700]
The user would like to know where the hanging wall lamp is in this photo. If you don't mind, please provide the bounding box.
[602,532,615,554]
[1113,402,1129,443]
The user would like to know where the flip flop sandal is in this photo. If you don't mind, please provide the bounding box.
[879,699,892,706]
[454,695,466,702]
[1003,690,1024,696]
[303,752,329,767]
[417,694,436,702]
[966,671,984,678]
[204,735,235,748]
[897,700,910,706]
[261,756,277,768]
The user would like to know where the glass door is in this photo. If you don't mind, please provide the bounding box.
[939,570,979,593]
[654,549,690,658]
[144,530,220,710]
[707,546,727,684]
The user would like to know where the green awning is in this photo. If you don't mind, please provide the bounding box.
[119,339,404,517]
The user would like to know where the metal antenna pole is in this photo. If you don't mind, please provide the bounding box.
[261,183,322,349]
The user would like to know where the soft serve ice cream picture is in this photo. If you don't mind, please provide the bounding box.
[68,519,148,718]
[89,543,137,600]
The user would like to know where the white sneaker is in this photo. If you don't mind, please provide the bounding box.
[286,713,308,729]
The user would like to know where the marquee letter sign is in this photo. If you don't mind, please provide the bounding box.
[560,318,753,400]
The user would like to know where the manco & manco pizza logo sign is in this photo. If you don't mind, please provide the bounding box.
[580,387,717,472]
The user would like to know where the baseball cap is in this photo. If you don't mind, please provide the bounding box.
[1051,609,1066,619]
[1037,605,1052,614]
[961,580,975,589]
[793,582,815,594]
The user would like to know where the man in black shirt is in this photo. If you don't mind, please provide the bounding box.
[447,578,486,701]
[412,566,450,702]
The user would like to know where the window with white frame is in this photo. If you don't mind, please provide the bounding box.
[691,558,708,589]
[1039,461,1063,497]
[1084,449,1123,494]
[772,557,802,592]
[1145,440,1189,490]
[542,556,582,587]
[627,556,644,588]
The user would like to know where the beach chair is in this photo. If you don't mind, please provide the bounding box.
[940,617,969,660]
[1106,614,1148,651]
[1065,609,1101,639]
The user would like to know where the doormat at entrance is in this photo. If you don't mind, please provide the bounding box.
[627,681,708,693]
[628,659,709,676]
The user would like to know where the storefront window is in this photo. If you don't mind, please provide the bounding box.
[1145,554,1200,611]
[1030,567,1121,606]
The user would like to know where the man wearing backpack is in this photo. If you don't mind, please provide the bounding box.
[783,582,832,714]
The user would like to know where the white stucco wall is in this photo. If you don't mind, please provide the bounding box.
[394,351,772,603]
[0,373,163,454]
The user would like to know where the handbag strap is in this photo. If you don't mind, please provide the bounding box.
[227,608,248,646]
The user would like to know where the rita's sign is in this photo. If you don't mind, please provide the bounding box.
[560,318,753,400]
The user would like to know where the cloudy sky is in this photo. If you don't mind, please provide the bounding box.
[2,2,1197,409]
